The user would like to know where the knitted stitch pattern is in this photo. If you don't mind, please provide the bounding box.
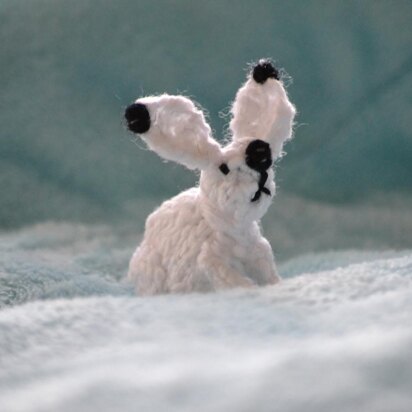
[125,60,296,295]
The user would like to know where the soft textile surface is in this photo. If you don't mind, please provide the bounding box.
[1,224,411,412]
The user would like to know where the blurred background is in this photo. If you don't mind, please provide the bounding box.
[1,0,412,259]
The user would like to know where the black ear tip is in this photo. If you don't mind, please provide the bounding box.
[252,59,279,84]
[125,102,151,134]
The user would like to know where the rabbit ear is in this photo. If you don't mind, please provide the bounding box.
[125,94,222,170]
[229,60,296,158]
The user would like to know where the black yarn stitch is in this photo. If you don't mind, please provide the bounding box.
[125,103,151,134]
[252,59,279,84]
[251,171,271,202]
[245,140,272,202]
[219,163,230,175]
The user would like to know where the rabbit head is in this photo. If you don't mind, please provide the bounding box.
[125,59,296,225]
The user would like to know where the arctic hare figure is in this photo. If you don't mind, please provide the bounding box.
[125,59,296,295]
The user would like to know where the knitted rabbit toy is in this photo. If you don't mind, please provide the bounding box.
[125,59,296,295]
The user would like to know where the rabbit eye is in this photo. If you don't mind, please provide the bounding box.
[219,163,230,175]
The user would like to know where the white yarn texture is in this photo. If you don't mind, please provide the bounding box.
[128,71,296,295]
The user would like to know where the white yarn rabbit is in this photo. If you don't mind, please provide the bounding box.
[125,59,296,295]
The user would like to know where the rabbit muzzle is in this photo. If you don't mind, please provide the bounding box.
[245,140,272,202]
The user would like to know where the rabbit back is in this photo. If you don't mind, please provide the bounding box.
[128,188,214,294]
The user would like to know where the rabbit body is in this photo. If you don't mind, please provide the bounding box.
[125,60,296,295]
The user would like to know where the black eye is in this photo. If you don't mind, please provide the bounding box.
[245,140,272,172]
[219,163,230,175]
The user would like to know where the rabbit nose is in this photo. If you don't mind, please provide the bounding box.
[125,102,151,134]
[245,140,272,172]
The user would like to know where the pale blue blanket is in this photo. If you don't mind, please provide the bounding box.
[1,224,411,412]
